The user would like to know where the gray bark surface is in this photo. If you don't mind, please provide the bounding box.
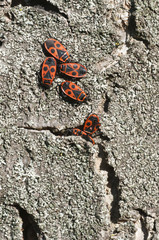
[0,0,158,239]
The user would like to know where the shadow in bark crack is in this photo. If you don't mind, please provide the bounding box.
[0,35,5,47]
[140,217,148,240]
[135,209,149,240]
[13,204,46,240]
[98,144,121,223]
[11,0,68,19]
[127,0,149,47]
[104,93,111,113]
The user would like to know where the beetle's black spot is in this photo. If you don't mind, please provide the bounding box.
[72,84,75,89]
[43,71,52,79]
[73,64,78,69]
[72,72,77,76]
[56,44,60,48]
[51,68,55,72]
[51,49,55,53]
[44,67,47,71]
[86,122,91,126]
[68,91,71,95]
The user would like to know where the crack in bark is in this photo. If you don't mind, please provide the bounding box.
[24,145,35,161]
[104,93,111,113]
[4,10,15,21]
[134,208,158,240]
[106,75,127,93]
[110,79,127,91]
[0,34,5,47]
[127,0,149,48]
[135,209,149,240]
[113,82,127,90]
[18,125,110,144]
[135,208,155,219]
[140,217,148,240]
[11,204,46,240]
[98,144,121,223]
[99,133,111,141]
[152,220,157,232]
[18,126,67,136]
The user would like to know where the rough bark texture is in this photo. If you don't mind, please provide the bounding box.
[0,0,158,239]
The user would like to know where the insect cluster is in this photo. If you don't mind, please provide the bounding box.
[40,38,101,144]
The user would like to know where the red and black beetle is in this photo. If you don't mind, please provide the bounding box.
[70,114,101,145]
[44,38,70,62]
[83,113,101,135]
[60,81,87,102]
[59,62,87,78]
[41,57,57,86]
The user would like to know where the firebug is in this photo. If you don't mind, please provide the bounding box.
[44,38,70,62]
[41,57,56,86]
[59,63,87,78]
[83,114,101,135]
[60,81,87,102]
